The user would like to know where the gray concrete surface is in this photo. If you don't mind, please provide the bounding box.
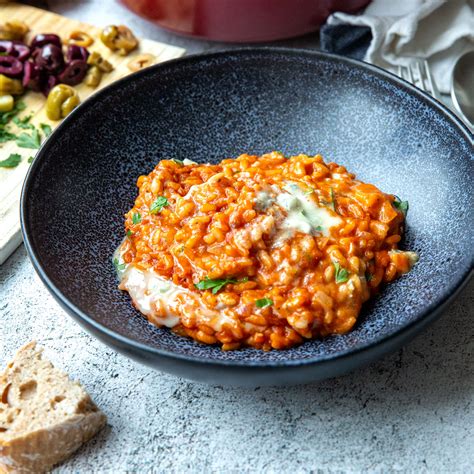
[1,1,473,472]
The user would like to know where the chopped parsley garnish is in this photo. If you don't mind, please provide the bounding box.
[132,212,141,224]
[195,276,248,294]
[333,262,349,284]
[40,123,52,137]
[393,196,409,217]
[0,153,21,168]
[329,187,336,212]
[16,129,41,149]
[27,156,35,163]
[0,100,26,126]
[0,102,31,145]
[150,196,168,214]
[13,115,33,130]
[126,230,133,237]
[256,298,273,308]
[366,272,374,282]
[0,128,16,143]
[113,258,126,272]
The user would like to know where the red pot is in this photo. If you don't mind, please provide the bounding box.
[119,0,371,43]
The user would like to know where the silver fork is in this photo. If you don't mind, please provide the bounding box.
[398,59,440,100]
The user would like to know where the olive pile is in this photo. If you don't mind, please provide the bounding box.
[0,20,138,120]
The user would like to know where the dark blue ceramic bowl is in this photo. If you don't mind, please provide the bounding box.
[21,49,473,386]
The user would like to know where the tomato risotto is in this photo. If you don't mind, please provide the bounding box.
[115,152,417,350]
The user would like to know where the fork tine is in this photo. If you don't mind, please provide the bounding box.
[406,63,414,84]
[414,60,423,90]
[397,65,405,80]
[423,59,438,99]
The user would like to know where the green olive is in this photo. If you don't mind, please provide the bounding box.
[84,66,102,87]
[100,24,138,56]
[61,94,80,117]
[87,52,114,73]
[0,20,29,41]
[0,94,14,112]
[100,25,118,49]
[0,74,23,96]
[46,84,80,121]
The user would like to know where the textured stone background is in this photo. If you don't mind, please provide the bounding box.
[1,1,473,472]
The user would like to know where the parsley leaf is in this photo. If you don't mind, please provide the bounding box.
[0,153,21,168]
[40,123,52,137]
[126,230,133,237]
[329,187,336,212]
[0,128,16,143]
[195,276,248,294]
[27,156,35,163]
[16,129,41,149]
[14,101,26,112]
[256,298,273,308]
[0,100,26,126]
[113,258,126,272]
[393,196,409,217]
[132,212,141,224]
[150,196,168,214]
[13,115,33,130]
[333,262,349,284]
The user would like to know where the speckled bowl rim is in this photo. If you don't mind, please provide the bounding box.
[21,48,474,369]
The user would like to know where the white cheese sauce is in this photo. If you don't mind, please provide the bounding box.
[255,191,274,211]
[119,265,241,330]
[183,158,198,165]
[118,266,183,327]
[275,182,342,237]
[115,243,239,331]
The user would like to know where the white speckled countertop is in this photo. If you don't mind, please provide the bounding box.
[1,1,473,472]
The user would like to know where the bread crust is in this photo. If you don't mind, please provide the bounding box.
[0,342,106,473]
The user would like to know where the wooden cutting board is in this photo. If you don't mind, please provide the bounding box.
[0,3,185,265]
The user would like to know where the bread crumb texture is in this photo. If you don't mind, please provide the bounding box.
[0,342,107,473]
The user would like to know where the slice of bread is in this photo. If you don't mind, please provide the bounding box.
[0,342,106,473]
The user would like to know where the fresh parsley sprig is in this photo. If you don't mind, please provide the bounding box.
[393,196,409,217]
[0,100,26,126]
[0,153,21,168]
[113,258,126,272]
[0,129,16,143]
[256,298,273,308]
[329,187,336,212]
[39,123,52,137]
[150,196,169,214]
[16,129,41,149]
[333,262,350,284]
[132,212,141,224]
[13,115,33,130]
[195,276,249,294]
